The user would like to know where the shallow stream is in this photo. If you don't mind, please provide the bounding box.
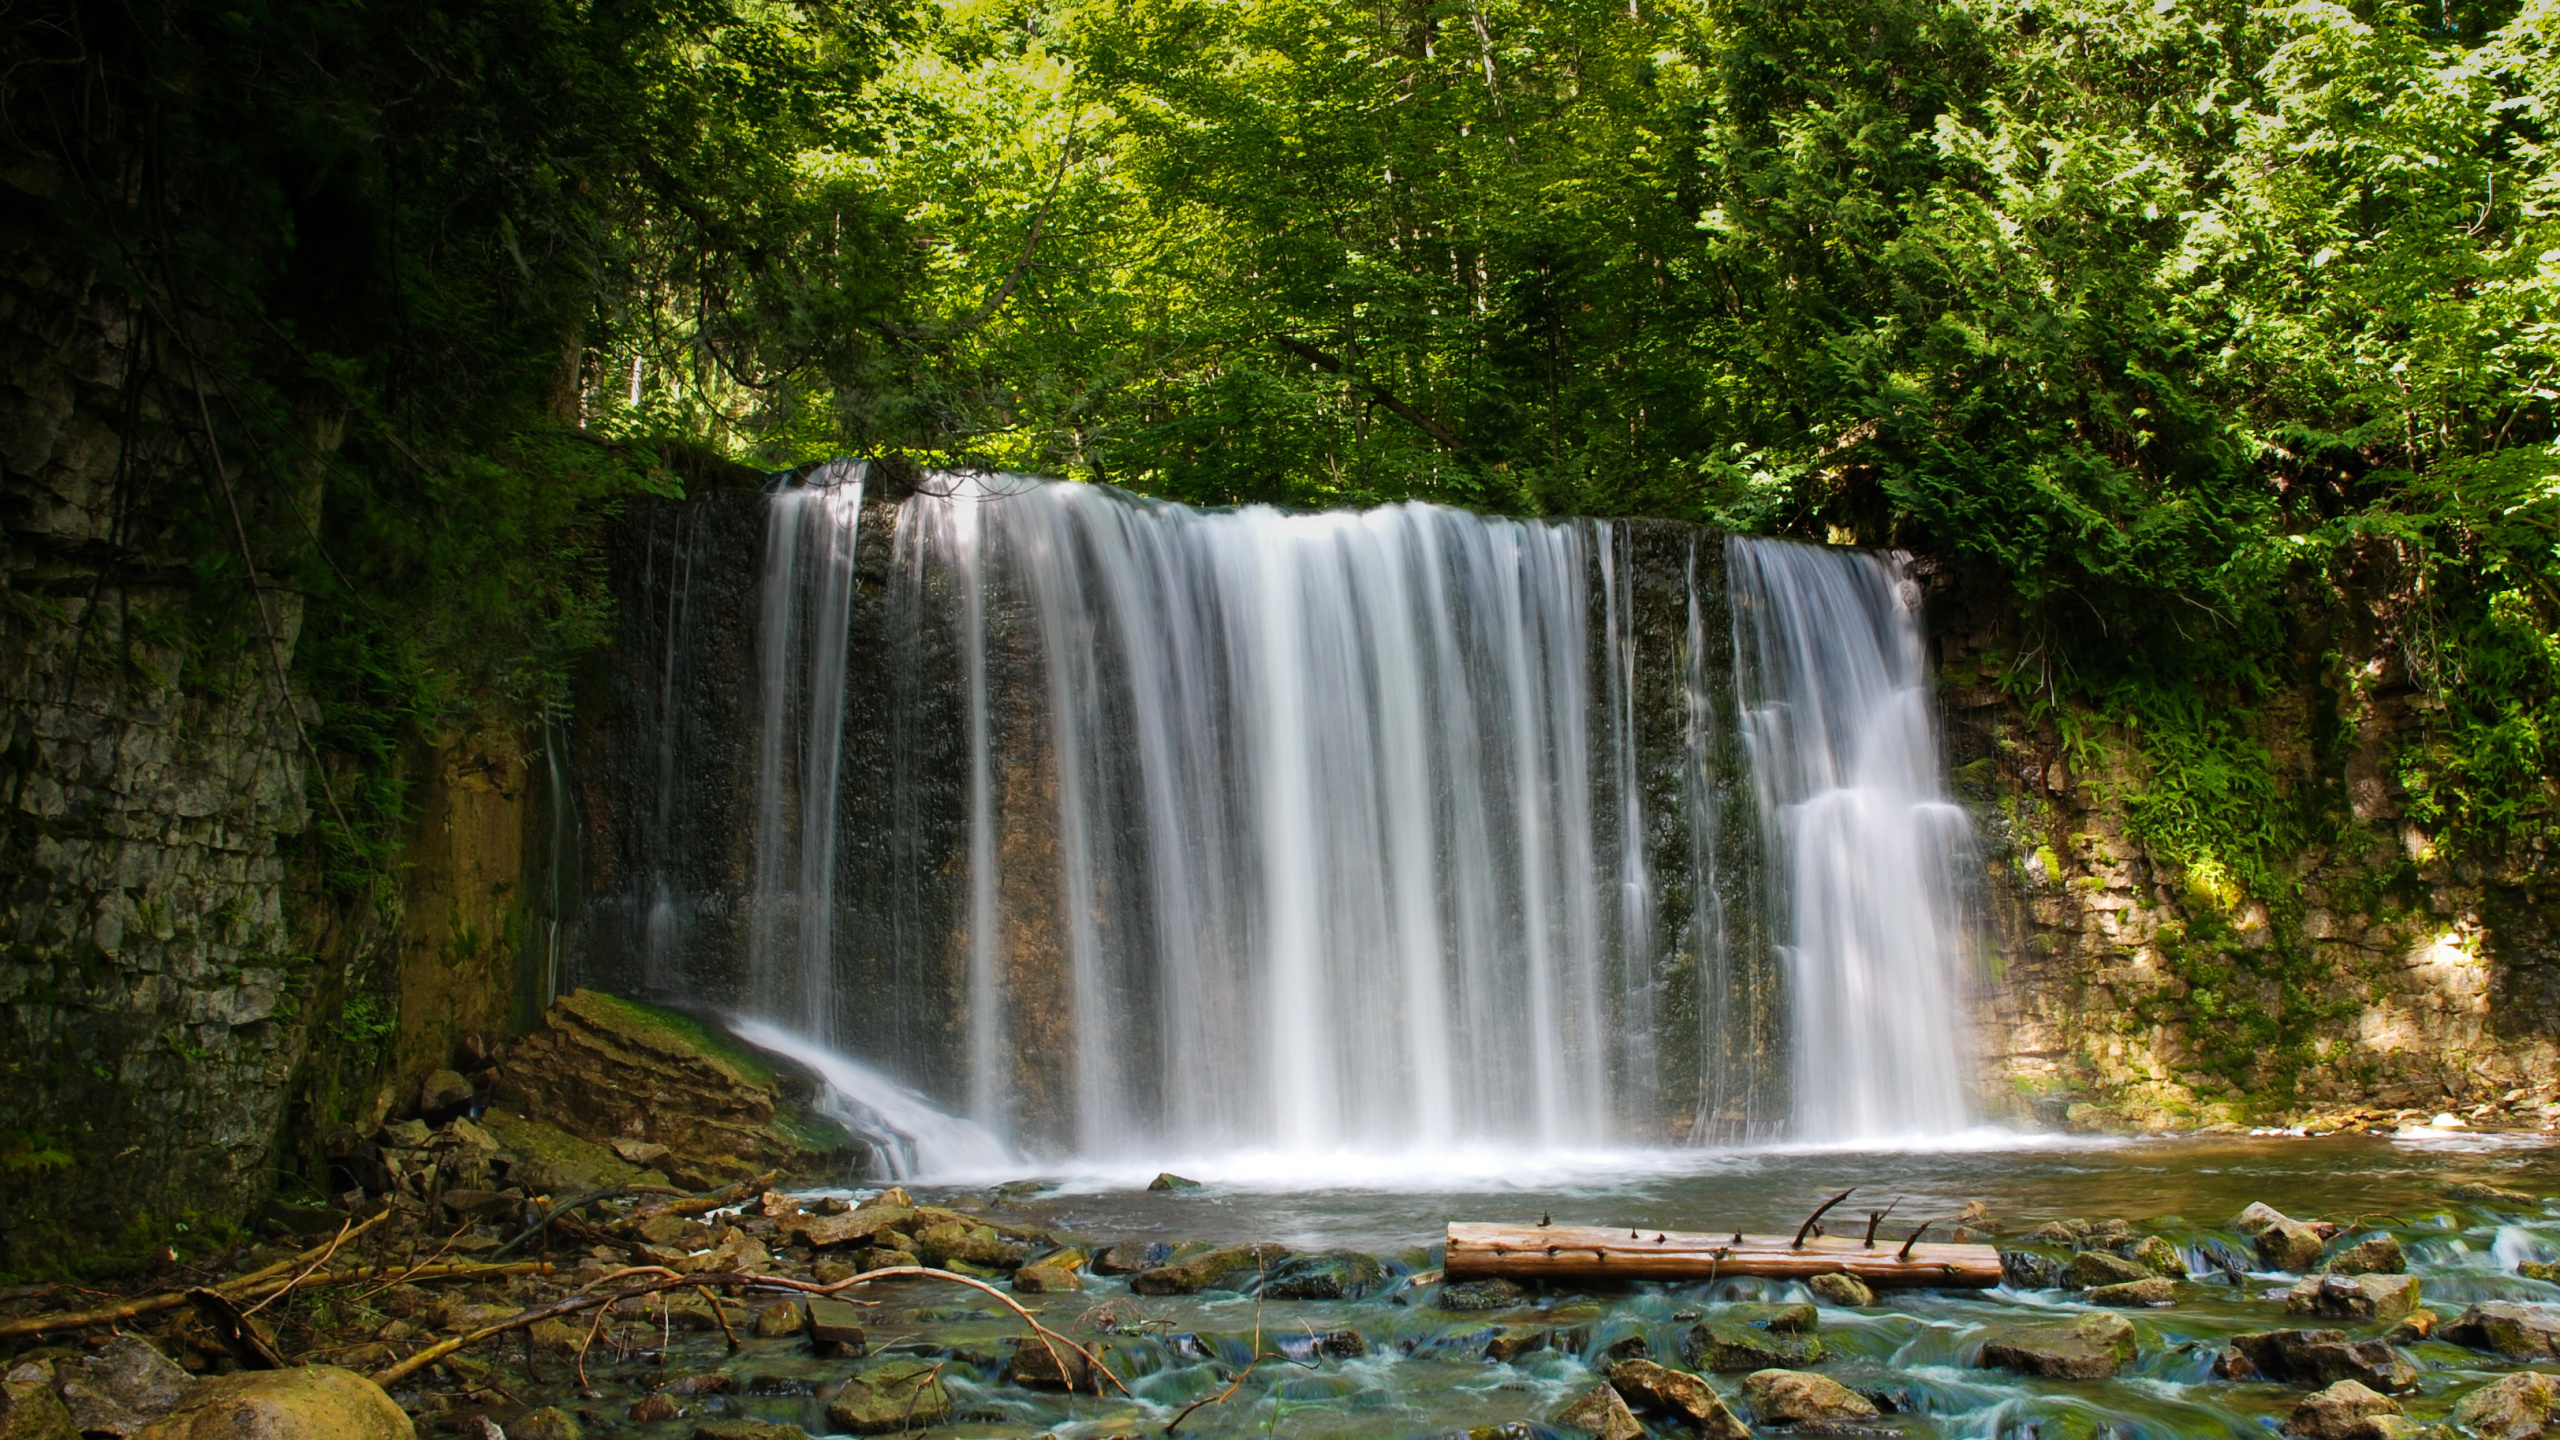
[585,1132,2560,1440]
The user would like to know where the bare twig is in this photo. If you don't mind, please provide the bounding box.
[1793,1189,1856,1250]
[240,1216,361,1318]
[0,1214,386,1338]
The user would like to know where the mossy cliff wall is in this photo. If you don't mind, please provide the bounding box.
[0,210,544,1272]
[1930,567,2560,1130]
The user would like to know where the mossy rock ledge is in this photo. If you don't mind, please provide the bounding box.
[495,989,861,1188]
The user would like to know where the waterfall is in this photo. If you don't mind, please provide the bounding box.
[577,470,1983,1169]
[1728,537,1979,1140]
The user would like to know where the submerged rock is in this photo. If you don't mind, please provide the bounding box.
[1740,1369,1879,1426]
[2000,1250,2065,1289]
[2325,1234,2407,1276]
[511,1408,585,1440]
[692,1422,809,1440]
[2446,1302,2560,1359]
[1261,1250,1389,1300]
[2215,1330,2416,1393]
[1434,1277,1529,1312]
[1604,1361,1749,1440]
[132,1366,410,1440]
[1974,1313,2137,1379]
[1807,1273,1874,1307]
[824,1360,950,1434]
[2284,1380,2405,1440]
[1484,1327,1547,1364]
[2450,1371,2560,1440]
[2287,1273,2421,1326]
[2447,1182,2540,1207]
[1553,1382,1644,1440]
[1682,1305,1823,1372]
[1132,1243,1292,1295]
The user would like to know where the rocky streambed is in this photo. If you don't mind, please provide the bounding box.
[10,1133,2560,1440]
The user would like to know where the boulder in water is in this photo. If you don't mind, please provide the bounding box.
[2283,1380,2405,1440]
[1682,1306,1822,1372]
[2288,1273,2420,1326]
[1006,1336,1095,1391]
[2118,1234,2189,1278]
[1149,1172,1203,1192]
[1092,1241,1174,1274]
[1013,1257,1086,1293]
[823,1361,949,1434]
[691,1422,808,1440]
[2000,1250,2065,1288]
[1484,1326,1547,1364]
[132,1366,411,1440]
[1740,1369,1879,1426]
[2325,1234,2407,1276]
[1604,1361,1749,1440]
[1553,1383,1644,1440]
[2061,1249,2151,1288]
[1973,1313,2137,1379]
[2448,1182,2540,1207]
[1131,1243,1292,1295]
[2215,1330,2416,1392]
[914,1221,1028,1270]
[2450,1371,2560,1440]
[1807,1273,1873,1307]
[1261,1251,1389,1300]
[511,1408,585,1440]
[2086,1277,2176,1307]
[2235,1204,2330,1273]
[2446,1302,2560,1359]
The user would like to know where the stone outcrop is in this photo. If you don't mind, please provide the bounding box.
[497,989,855,1186]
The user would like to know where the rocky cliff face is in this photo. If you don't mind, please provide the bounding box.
[1933,572,2560,1130]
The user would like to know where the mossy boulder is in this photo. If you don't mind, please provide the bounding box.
[1681,1306,1823,1372]
[1131,1243,1291,1295]
[1974,1313,2137,1379]
[823,1360,949,1434]
[1261,1251,1390,1300]
[133,1366,411,1440]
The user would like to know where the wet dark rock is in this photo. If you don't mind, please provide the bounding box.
[1807,1273,1874,1307]
[1974,1313,2137,1379]
[1605,1361,1750,1440]
[2287,1274,2421,1326]
[1681,1308,1823,1372]
[2086,1277,2176,1307]
[2325,1234,2407,1276]
[1601,1335,1650,1363]
[2446,1302,2560,1359]
[1312,1330,1367,1359]
[659,1373,735,1397]
[824,1360,950,1433]
[631,1394,682,1422]
[1006,1336,1095,1391]
[1131,1243,1292,1295]
[2449,1371,2560,1439]
[2061,1250,2152,1289]
[2447,1182,2540,1207]
[1741,1369,1879,1426]
[131,1365,411,1440]
[2215,1330,2416,1393]
[1148,1172,1203,1192]
[56,1375,144,1439]
[1485,1326,1547,1363]
[1262,1250,1390,1300]
[2284,1380,2405,1440]
[1435,1278,1529,1312]
[753,1302,805,1339]
[2000,1251,2065,1289]
[1092,1242,1174,1275]
[1553,1382,1644,1440]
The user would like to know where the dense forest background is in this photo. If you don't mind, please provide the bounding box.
[6,0,2559,1155]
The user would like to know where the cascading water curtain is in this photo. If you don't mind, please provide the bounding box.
[895,476,1656,1156]
[1727,536,1979,1140]
[747,460,867,1029]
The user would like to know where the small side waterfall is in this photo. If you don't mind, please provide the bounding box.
[1729,538,1979,1140]
[571,471,1983,1170]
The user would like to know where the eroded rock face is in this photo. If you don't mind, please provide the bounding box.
[2450,1371,2560,1440]
[1740,1369,1879,1426]
[1973,1312,2137,1379]
[132,1366,412,1440]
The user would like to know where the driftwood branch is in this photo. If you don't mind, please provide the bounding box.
[1792,1188,1856,1249]
[0,1213,388,1338]
[1274,337,1467,451]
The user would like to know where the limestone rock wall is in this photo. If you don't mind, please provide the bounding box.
[1930,575,2560,1130]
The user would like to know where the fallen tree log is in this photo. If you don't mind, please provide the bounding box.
[1443,1223,2001,1288]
